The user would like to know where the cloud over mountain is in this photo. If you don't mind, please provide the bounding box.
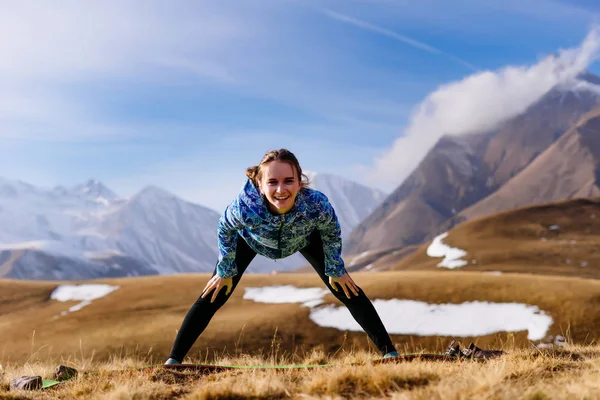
[369,26,600,187]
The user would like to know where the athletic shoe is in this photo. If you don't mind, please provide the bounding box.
[444,340,461,357]
[383,351,399,359]
[461,343,504,360]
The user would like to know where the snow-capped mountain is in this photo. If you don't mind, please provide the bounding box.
[72,179,119,204]
[88,185,221,274]
[0,174,386,280]
[0,177,221,279]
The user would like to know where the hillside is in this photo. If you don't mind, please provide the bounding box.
[344,135,491,255]
[479,82,600,190]
[395,197,600,278]
[0,248,157,280]
[2,270,600,365]
[459,104,600,221]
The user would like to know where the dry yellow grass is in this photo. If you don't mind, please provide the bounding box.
[395,197,600,278]
[2,345,600,399]
[2,270,600,366]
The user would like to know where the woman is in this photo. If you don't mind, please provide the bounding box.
[165,149,398,364]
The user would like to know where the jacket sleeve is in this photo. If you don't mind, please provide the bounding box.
[316,196,347,278]
[216,200,245,278]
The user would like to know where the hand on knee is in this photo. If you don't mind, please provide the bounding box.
[329,274,360,299]
[201,276,233,303]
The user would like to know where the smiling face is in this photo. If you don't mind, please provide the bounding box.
[257,160,302,214]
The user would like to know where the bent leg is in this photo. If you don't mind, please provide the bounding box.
[299,231,396,356]
[169,236,257,362]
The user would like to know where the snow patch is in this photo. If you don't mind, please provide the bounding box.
[243,286,553,340]
[0,240,86,259]
[536,335,567,348]
[51,284,119,316]
[426,232,468,269]
[83,249,123,259]
[349,250,371,266]
[243,285,329,308]
[311,299,552,341]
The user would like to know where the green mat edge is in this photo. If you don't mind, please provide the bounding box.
[40,353,454,390]
[42,379,63,389]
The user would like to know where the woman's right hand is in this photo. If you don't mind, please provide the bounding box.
[201,275,233,303]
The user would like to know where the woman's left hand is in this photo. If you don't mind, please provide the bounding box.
[329,273,360,299]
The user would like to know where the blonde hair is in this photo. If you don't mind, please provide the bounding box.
[246,149,310,189]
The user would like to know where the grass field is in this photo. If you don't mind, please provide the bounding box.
[2,270,600,367]
[2,345,600,399]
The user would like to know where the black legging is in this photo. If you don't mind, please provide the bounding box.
[168,230,396,361]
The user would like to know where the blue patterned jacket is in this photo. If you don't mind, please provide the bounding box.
[216,179,346,278]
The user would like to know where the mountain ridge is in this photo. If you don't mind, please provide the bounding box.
[345,75,600,256]
[0,173,385,280]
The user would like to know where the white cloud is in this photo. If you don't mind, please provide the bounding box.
[368,25,600,186]
[0,1,414,144]
[0,1,256,141]
[0,2,248,81]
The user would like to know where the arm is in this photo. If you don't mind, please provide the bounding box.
[316,196,347,278]
[216,200,244,278]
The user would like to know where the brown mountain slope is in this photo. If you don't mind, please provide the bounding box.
[395,197,600,278]
[0,248,158,280]
[344,135,492,255]
[460,104,600,221]
[481,86,600,190]
[346,79,600,256]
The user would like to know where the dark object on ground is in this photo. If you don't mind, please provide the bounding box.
[444,340,462,357]
[10,375,43,390]
[444,340,504,360]
[461,342,505,360]
[54,365,78,381]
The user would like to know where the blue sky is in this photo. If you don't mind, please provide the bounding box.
[1,0,600,212]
